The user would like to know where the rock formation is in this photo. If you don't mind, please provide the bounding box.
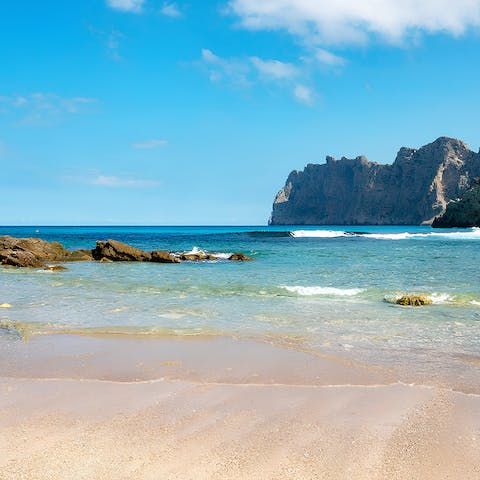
[0,236,92,268]
[432,178,480,228]
[395,295,433,306]
[0,236,253,268]
[270,137,480,225]
[91,240,180,263]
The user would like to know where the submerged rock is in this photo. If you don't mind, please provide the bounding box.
[395,295,433,306]
[228,253,254,261]
[44,265,69,272]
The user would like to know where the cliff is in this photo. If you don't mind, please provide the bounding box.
[432,178,480,228]
[269,137,480,225]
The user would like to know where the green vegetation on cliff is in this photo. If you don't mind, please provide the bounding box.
[432,179,480,228]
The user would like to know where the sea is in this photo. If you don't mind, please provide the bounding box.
[1,225,479,390]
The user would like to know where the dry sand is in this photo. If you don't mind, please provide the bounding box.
[0,334,479,479]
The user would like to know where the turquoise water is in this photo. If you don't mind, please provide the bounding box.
[1,225,479,387]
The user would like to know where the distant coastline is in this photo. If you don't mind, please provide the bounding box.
[270,137,480,226]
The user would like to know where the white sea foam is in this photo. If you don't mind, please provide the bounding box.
[175,246,232,260]
[365,232,413,240]
[471,300,480,306]
[290,230,348,238]
[366,228,480,240]
[429,293,454,304]
[281,286,363,296]
[290,227,480,241]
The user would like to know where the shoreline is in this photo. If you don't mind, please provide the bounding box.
[1,334,480,478]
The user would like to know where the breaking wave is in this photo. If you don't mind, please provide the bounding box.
[290,230,351,238]
[289,227,480,240]
[281,286,364,296]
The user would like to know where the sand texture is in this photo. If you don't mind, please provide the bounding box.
[0,335,479,479]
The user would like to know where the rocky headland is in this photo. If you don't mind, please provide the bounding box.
[432,178,480,228]
[0,236,253,269]
[270,137,480,225]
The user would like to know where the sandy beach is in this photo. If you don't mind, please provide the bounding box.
[1,334,479,479]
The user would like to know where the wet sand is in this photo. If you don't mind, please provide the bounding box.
[1,334,479,479]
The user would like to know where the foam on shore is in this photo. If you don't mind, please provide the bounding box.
[281,285,364,296]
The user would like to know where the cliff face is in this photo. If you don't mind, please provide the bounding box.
[432,179,480,228]
[270,137,480,225]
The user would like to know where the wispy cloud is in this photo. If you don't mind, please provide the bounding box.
[133,139,168,149]
[90,175,160,188]
[228,0,480,46]
[106,0,145,13]
[198,49,315,105]
[200,49,251,87]
[293,84,315,106]
[250,57,298,80]
[314,48,346,67]
[160,2,182,18]
[0,93,97,126]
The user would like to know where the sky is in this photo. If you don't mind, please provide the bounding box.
[1,0,480,225]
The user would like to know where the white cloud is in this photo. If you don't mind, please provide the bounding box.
[0,93,97,126]
[202,49,222,64]
[133,139,168,149]
[293,84,314,105]
[198,49,315,105]
[106,0,145,13]
[200,49,251,87]
[228,0,480,45]
[250,57,298,79]
[90,175,160,187]
[314,48,346,67]
[160,2,182,17]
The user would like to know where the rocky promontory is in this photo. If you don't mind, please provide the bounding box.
[0,236,253,268]
[432,178,480,228]
[270,137,480,225]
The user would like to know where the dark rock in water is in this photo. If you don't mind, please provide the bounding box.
[99,257,113,263]
[432,178,480,228]
[1,250,44,268]
[180,253,206,261]
[395,295,432,306]
[68,249,94,261]
[0,235,73,268]
[229,253,254,261]
[92,240,152,262]
[151,250,181,263]
[270,137,480,225]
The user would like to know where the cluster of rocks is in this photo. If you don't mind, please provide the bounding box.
[0,236,253,269]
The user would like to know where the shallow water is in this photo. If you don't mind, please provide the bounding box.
[1,225,479,387]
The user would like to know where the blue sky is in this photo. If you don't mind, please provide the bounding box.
[1,0,480,225]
